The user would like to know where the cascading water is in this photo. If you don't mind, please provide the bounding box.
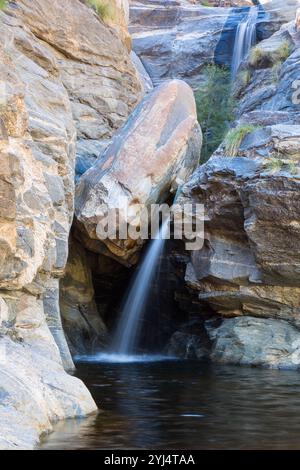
[231,6,258,79]
[111,219,170,357]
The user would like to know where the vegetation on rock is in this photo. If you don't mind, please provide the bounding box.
[86,0,115,21]
[195,65,235,163]
[249,40,292,68]
[224,124,258,156]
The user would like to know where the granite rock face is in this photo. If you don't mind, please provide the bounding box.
[75,79,201,265]
[12,0,142,180]
[0,0,140,449]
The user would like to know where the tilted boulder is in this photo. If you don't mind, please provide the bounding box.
[75,79,202,265]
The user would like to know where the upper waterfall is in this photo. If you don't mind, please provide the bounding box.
[231,6,259,79]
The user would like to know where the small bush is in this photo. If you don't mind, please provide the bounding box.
[249,40,292,69]
[275,41,292,62]
[195,65,235,163]
[265,158,284,173]
[224,124,258,157]
[238,70,251,87]
[0,0,7,10]
[86,0,115,21]
[249,46,264,67]
[288,162,299,175]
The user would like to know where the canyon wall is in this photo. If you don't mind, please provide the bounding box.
[173,13,300,368]
[0,0,142,449]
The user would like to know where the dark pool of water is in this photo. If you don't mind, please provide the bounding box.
[39,359,300,449]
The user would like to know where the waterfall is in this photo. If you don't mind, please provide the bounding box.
[112,219,170,356]
[231,6,258,79]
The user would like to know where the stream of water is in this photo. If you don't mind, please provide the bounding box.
[39,359,300,450]
[111,219,169,356]
[231,6,258,79]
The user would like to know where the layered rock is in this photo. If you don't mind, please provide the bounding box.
[175,14,300,368]
[0,0,141,449]
[12,0,142,179]
[75,79,202,265]
[129,0,287,90]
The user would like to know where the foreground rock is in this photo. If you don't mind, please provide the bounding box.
[0,0,140,449]
[0,307,96,450]
[207,316,300,369]
[75,79,201,265]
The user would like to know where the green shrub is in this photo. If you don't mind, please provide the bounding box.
[275,41,292,62]
[195,65,235,163]
[249,41,292,69]
[249,46,264,67]
[288,162,299,175]
[224,124,258,157]
[86,0,115,21]
[238,69,251,87]
[265,158,284,173]
[0,0,7,10]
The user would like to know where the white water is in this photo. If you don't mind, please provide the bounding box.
[231,6,258,79]
[111,219,170,355]
[74,353,176,364]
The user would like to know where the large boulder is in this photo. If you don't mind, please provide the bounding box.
[75,79,202,265]
[207,316,300,369]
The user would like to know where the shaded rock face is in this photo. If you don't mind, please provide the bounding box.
[175,16,300,368]
[60,238,107,356]
[129,0,284,90]
[75,79,201,265]
[0,0,141,449]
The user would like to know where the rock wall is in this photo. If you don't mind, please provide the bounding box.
[0,0,142,449]
[129,0,288,90]
[174,13,300,368]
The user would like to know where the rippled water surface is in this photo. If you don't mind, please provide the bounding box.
[39,359,300,449]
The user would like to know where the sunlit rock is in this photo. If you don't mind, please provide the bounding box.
[75,79,202,265]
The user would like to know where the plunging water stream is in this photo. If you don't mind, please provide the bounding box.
[111,219,170,356]
[231,6,258,79]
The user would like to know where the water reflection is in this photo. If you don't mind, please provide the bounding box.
[39,360,300,449]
